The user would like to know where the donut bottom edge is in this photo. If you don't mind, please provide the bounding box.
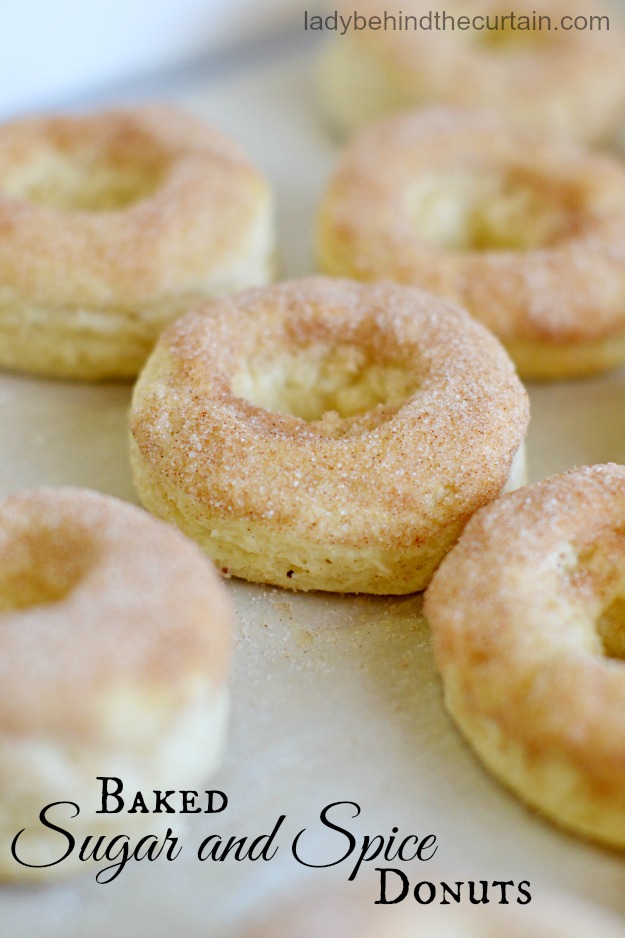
[129,440,526,596]
[507,332,625,382]
[0,239,274,381]
[0,688,229,881]
[440,681,625,851]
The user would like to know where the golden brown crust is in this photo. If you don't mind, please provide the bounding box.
[130,277,528,594]
[0,106,274,379]
[318,109,625,378]
[320,0,625,142]
[425,463,625,847]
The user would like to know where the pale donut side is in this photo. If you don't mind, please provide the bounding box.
[0,106,274,380]
[318,0,625,143]
[130,278,529,594]
[0,487,232,880]
[424,463,625,849]
[318,109,625,379]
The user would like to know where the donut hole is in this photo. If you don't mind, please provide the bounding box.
[232,345,417,421]
[1,147,167,212]
[409,168,578,251]
[0,528,91,612]
[597,597,625,661]
[572,535,625,661]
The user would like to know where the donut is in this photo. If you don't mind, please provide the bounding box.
[425,463,625,849]
[0,106,274,380]
[317,0,625,143]
[318,108,625,379]
[129,277,529,594]
[0,487,232,880]
[239,882,625,938]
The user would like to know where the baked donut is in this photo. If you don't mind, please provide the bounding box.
[0,487,232,880]
[318,108,625,379]
[0,106,274,380]
[129,277,528,594]
[425,463,625,849]
[318,0,625,143]
[241,884,625,938]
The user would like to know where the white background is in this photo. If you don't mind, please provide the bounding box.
[0,0,300,117]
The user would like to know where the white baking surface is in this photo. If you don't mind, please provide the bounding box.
[2,37,625,938]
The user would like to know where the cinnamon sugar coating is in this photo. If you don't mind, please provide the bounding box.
[130,277,528,594]
[0,487,232,880]
[318,109,625,379]
[0,106,273,379]
[425,463,625,848]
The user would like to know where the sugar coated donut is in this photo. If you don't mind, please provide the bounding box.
[318,0,625,143]
[318,108,625,379]
[130,277,528,594]
[425,463,625,849]
[0,487,232,880]
[0,106,274,380]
